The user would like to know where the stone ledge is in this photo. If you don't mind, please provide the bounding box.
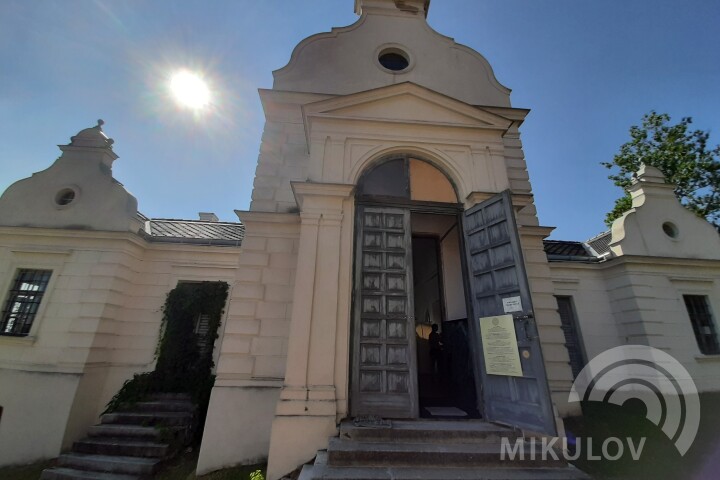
[695,354,720,363]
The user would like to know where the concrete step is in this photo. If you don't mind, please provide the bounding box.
[327,438,566,468]
[148,393,192,402]
[40,467,139,480]
[73,438,170,458]
[100,411,193,427]
[129,401,196,413]
[87,425,162,440]
[57,453,163,476]
[299,464,590,480]
[341,420,520,444]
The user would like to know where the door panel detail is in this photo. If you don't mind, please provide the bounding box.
[351,206,418,418]
[462,191,556,435]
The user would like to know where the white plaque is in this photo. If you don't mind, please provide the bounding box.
[502,296,523,313]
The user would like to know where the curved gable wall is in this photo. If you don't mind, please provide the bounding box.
[273,12,511,107]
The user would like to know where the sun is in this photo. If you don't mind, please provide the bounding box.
[169,70,210,110]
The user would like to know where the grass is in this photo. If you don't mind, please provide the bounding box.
[564,392,720,480]
[156,450,266,480]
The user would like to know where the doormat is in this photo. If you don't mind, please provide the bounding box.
[424,407,468,417]
[353,415,392,428]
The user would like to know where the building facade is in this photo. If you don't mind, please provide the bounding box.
[0,1,718,478]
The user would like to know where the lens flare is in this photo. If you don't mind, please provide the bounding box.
[169,70,210,109]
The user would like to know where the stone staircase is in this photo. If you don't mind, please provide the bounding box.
[41,393,196,480]
[299,420,590,480]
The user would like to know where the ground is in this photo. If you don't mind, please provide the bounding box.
[2,394,719,479]
[0,451,266,480]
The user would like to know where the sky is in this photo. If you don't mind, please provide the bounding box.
[1,0,718,241]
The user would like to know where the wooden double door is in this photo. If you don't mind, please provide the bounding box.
[350,192,557,435]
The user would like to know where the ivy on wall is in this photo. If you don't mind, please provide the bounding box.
[105,281,229,420]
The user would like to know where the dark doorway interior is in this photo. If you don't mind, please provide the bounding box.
[412,235,478,419]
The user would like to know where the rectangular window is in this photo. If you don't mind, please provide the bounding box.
[556,296,586,379]
[684,295,719,355]
[0,269,52,336]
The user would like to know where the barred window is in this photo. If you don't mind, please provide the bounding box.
[1,269,52,336]
[684,295,719,355]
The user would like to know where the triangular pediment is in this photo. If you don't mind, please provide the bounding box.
[302,82,514,131]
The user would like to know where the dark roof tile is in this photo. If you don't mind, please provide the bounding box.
[586,231,612,256]
[142,218,244,246]
[543,240,593,259]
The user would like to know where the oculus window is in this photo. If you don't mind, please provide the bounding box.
[378,52,409,71]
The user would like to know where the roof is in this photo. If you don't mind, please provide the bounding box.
[543,240,593,258]
[586,231,612,256]
[138,216,245,246]
[543,230,617,263]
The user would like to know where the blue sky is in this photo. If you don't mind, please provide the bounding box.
[1,0,718,241]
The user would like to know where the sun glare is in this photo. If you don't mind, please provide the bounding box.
[169,70,210,110]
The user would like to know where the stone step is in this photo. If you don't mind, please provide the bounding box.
[341,420,520,444]
[148,393,192,402]
[100,411,193,427]
[87,425,162,440]
[73,438,170,458]
[129,401,196,413]
[299,464,590,480]
[327,439,566,468]
[57,453,163,476]
[40,467,139,480]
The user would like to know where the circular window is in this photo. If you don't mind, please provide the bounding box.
[662,222,679,239]
[55,188,76,206]
[378,50,410,72]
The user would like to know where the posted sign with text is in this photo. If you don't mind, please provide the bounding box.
[480,314,523,377]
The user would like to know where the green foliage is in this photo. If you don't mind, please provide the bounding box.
[154,282,228,393]
[105,281,229,416]
[602,111,720,227]
[249,470,265,480]
[604,193,633,228]
[104,371,158,414]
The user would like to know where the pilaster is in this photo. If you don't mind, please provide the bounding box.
[267,182,354,480]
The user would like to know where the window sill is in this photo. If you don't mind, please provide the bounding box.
[0,335,36,346]
[695,354,720,363]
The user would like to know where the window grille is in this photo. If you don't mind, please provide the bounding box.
[195,313,212,358]
[684,295,719,355]
[1,269,52,336]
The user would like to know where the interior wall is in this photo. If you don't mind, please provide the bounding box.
[412,237,441,377]
[440,227,467,321]
[410,213,467,324]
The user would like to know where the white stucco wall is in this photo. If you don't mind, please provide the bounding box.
[197,212,299,474]
[548,257,720,392]
[274,6,511,107]
[0,369,79,466]
[0,225,261,467]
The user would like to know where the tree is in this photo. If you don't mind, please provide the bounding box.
[602,111,720,228]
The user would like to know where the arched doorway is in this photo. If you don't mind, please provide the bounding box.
[349,155,557,435]
[350,155,479,419]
